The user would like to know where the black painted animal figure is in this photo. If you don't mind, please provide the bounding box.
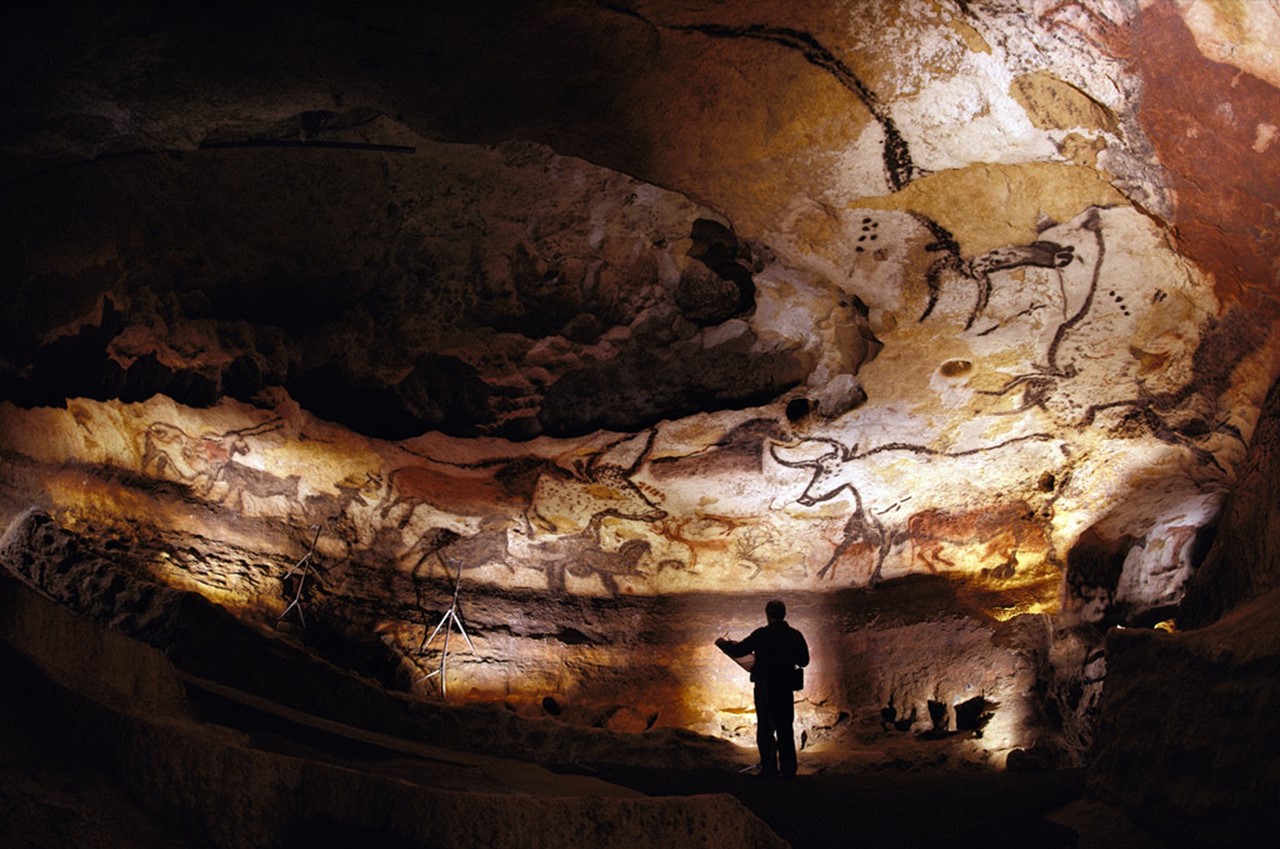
[519,509,652,594]
[213,458,303,516]
[406,526,513,580]
[140,418,282,497]
[770,433,1067,584]
[915,213,1077,331]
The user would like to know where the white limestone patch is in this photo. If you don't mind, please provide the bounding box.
[893,52,1060,171]
[1255,122,1278,154]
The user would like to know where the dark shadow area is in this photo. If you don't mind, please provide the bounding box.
[0,645,209,849]
[583,762,1084,849]
[5,628,1085,849]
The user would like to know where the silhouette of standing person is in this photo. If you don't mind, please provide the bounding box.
[716,599,810,778]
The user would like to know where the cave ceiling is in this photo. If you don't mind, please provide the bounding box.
[2,0,1280,756]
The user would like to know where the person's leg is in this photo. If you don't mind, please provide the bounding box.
[772,686,798,776]
[754,686,778,775]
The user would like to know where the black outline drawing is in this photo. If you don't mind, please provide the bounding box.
[771,433,1062,584]
[518,508,652,595]
[915,214,1077,331]
[525,429,668,534]
[597,3,923,192]
[666,22,922,192]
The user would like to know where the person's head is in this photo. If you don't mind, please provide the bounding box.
[765,599,786,622]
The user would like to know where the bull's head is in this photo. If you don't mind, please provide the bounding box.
[769,438,860,506]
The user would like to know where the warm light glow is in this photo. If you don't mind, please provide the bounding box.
[144,548,275,617]
[989,600,1055,622]
[0,370,1244,769]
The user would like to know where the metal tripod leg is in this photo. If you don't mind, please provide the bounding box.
[414,555,475,697]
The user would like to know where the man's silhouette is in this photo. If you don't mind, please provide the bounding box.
[716,599,810,778]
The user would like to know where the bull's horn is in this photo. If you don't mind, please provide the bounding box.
[769,440,823,468]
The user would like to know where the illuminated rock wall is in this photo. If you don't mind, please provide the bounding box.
[2,0,1280,774]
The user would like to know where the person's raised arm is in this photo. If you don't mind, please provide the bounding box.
[716,633,755,658]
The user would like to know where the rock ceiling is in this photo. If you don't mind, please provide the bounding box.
[2,0,1280,771]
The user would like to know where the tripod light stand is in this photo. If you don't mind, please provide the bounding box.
[276,523,322,630]
[415,554,475,698]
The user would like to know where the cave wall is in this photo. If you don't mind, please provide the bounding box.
[1181,374,1280,627]
[3,0,1280,791]
[1084,372,1280,847]
[0,551,784,849]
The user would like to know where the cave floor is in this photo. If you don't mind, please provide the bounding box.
[0,648,1163,849]
[0,562,1163,849]
[582,762,1162,849]
[0,655,200,849]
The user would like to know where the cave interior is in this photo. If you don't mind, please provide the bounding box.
[3,2,1280,848]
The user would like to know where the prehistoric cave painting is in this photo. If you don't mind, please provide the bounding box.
[652,514,738,574]
[958,207,1251,464]
[382,429,668,538]
[401,526,513,581]
[733,523,808,580]
[214,458,303,517]
[907,501,1051,579]
[302,471,384,535]
[1009,210,1103,384]
[648,418,786,480]
[376,431,668,596]
[525,429,668,534]
[379,461,520,529]
[1037,0,1132,58]
[397,511,654,599]
[1073,308,1264,463]
[613,8,921,192]
[771,433,1066,584]
[853,217,880,256]
[915,213,1077,331]
[139,419,293,511]
[815,490,890,583]
[141,421,245,492]
[961,209,1125,422]
[771,433,1059,507]
[516,509,652,595]
[913,208,1093,410]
